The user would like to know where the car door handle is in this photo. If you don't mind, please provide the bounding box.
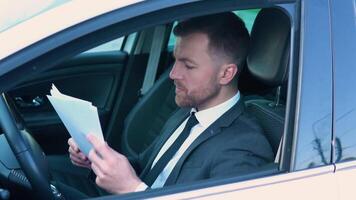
[14,96,44,108]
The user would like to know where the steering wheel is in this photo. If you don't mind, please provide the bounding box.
[0,95,56,200]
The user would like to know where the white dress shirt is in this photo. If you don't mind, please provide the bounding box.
[135,91,240,191]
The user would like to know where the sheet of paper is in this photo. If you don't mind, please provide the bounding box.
[47,84,104,156]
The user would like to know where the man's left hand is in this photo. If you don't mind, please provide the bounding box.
[87,134,143,194]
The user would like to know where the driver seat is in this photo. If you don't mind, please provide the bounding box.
[244,8,290,159]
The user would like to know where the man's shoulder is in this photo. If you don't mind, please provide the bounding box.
[214,109,273,153]
[220,104,264,135]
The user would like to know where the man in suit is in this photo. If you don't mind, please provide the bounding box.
[68,12,273,194]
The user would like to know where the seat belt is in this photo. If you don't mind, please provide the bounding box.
[140,25,167,95]
[274,137,283,163]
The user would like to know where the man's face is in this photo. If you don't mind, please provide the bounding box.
[169,33,222,110]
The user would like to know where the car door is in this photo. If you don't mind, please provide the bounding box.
[137,0,339,199]
[0,0,343,199]
[5,37,129,154]
[332,0,356,199]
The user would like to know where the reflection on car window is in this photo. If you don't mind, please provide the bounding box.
[333,0,356,163]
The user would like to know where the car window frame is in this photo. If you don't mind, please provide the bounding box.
[0,0,301,199]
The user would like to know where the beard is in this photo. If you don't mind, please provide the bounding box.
[174,80,221,110]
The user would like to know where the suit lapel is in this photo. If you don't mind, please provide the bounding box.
[164,100,245,185]
[140,108,190,179]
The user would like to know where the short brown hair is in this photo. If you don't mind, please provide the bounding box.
[173,12,250,74]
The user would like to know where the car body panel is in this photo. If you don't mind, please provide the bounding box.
[335,160,356,199]
[0,0,141,60]
[150,165,337,200]
[0,0,69,32]
[0,0,198,77]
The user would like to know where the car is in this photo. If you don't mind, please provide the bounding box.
[0,0,355,199]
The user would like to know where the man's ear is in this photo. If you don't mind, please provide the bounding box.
[219,63,238,85]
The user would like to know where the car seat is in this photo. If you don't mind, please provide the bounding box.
[121,69,178,160]
[244,8,290,158]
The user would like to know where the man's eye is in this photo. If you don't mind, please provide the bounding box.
[185,64,194,69]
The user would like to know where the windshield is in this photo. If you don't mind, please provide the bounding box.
[0,0,69,33]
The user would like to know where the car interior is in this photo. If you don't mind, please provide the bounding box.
[0,6,291,199]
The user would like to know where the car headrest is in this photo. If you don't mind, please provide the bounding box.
[247,8,290,87]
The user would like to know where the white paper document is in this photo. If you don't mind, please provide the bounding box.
[47,84,104,156]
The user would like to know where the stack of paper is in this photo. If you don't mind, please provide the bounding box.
[47,84,104,156]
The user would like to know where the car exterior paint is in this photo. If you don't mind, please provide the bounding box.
[152,165,337,200]
[0,0,142,60]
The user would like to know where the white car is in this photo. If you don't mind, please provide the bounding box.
[0,0,355,199]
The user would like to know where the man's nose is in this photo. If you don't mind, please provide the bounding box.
[169,63,180,80]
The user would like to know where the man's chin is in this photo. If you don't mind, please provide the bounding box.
[175,96,193,108]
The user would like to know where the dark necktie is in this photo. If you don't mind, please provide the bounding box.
[144,112,199,186]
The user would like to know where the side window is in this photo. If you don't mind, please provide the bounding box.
[234,9,260,33]
[166,9,260,50]
[333,0,356,163]
[84,37,124,53]
[167,22,178,51]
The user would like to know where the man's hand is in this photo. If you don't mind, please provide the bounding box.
[87,134,143,194]
[68,138,91,169]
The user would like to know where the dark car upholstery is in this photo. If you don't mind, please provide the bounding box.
[121,68,178,160]
[245,8,290,156]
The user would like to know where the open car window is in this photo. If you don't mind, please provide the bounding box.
[0,0,343,199]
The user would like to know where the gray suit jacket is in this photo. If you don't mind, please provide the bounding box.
[136,99,274,187]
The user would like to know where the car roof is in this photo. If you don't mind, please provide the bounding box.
[0,0,142,60]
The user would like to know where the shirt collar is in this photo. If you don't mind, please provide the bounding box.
[190,91,240,128]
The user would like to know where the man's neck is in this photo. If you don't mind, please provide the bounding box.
[196,89,238,111]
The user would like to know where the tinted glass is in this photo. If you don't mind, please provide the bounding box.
[293,1,333,170]
[332,0,356,163]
